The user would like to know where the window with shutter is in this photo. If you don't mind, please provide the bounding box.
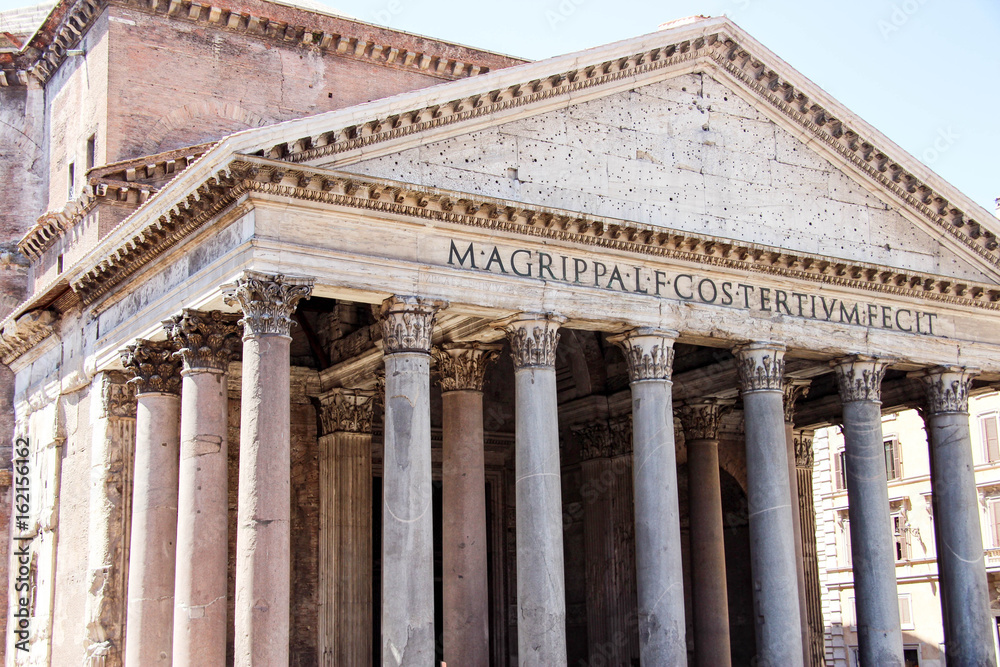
[898,594,914,630]
[835,450,847,490]
[982,415,1000,463]
[989,498,1000,548]
[884,437,902,480]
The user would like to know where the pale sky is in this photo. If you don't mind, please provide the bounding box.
[5,0,998,211]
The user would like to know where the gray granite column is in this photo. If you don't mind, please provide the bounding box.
[433,342,501,667]
[678,399,732,667]
[224,271,313,666]
[608,328,687,666]
[794,430,826,667]
[916,367,996,666]
[573,416,640,666]
[500,313,568,667]
[378,296,445,666]
[121,342,180,667]
[783,380,812,666]
[734,341,804,667]
[832,355,903,667]
[318,388,375,667]
[163,310,240,666]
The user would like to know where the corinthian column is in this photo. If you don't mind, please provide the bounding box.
[915,367,996,666]
[832,356,903,667]
[318,388,375,667]
[678,399,732,667]
[734,341,803,667]
[164,310,240,665]
[794,430,825,667]
[86,370,139,667]
[783,380,811,667]
[378,295,445,666]
[607,327,687,666]
[121,341,180,667]
[499,313,568,667]
[433,342,501,667]
[573,416,640,666]
[223,271,313,666]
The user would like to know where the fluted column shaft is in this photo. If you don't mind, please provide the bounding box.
[224,272,313,666]
[784,380,811,667]
[917,367,996,666]
[122,342,179,667]
[574,417,639,665]
[794,430,826,667]
[735,342,804,667]
[378,296,445,666]
[678,400,732,667]
[833,355,903,667]
[501,313,568,667]
[318,389,374,667]
[609,327,686,666]
[434,343,500,667]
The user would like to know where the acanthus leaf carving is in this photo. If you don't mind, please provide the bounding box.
[734,342,785,392]
[573,415,632,461]
[120,339,181,395]
[677,399,732,441]
[163,309,241,372]
[432,342,502,392]
[794,429,815,468]
[782,379,811,424]
[606,327,677,382]
[832,355,890,404]
[914,366,979,414]
[499,314,565,370]
[318,388,375,435]
[100,371,137,419]
[222,270,314,338]
[378,296,446,354]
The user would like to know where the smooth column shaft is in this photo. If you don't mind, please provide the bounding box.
[785,422,809,665]
[382,352,435,665]
[928,412,996,666]
[687,438,731,667]
[234,335,291,665]
[514,365,567,666]
[842,400,903,666]
[126,393,180,667]
[743,390,804,666]
[632,380,686,664]
[173,370,230,665]
[442,390,490,667]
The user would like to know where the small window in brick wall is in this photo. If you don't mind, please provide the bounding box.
[86,134,96,171]
[981,414,1000,462]
[67,162,75,200]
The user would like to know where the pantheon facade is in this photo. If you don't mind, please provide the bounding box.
[2,6,999,666]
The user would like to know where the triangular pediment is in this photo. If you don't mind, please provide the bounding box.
[66,16,1000,310]
[334,70,992,282]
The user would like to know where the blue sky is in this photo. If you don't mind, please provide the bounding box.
[5,0,998,211]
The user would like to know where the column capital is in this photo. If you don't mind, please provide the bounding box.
[97,371,137,419]
[318,388,375,435]
[120,339,182,396]
[573,416,632,461]
[733,341,785,393]
[832,355,892,404]
[794,429,815,468]
[782,379,812,424]
[677,399,732,441]
[164,309,241,372]
[913,366,980,414]
[496,313,566,370]
[606,327,678,382]
[378,295,447,355]
[432,342,502,392]
[221,270,314,338]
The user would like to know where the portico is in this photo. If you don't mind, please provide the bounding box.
[6,16,1000,667]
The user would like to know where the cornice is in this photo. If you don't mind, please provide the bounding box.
[69,158,1000,314]
[18,145,212,261]
[4,0,516,88]
[0,310,58,365]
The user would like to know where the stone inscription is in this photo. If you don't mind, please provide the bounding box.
[447,240,941,336]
